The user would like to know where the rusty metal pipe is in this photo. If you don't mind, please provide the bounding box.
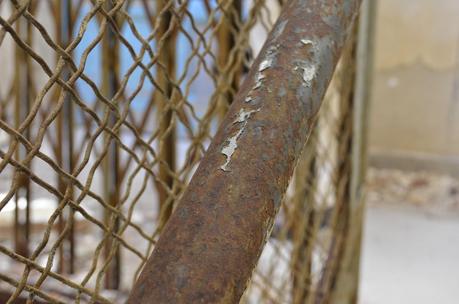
[128,0,361,302]
[156,0,177,225]
[14,11,31,258]
[102,1,122,289]
[57,0,76,275]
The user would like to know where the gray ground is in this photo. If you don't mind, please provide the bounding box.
[360,169,459,304]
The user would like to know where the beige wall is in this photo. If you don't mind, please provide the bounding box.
[369,0,459,159]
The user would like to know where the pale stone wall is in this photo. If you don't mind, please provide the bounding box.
[369,0,459,160]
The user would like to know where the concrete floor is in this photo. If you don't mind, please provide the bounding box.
[359,205,459,304]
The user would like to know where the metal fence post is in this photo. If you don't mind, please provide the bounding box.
[314,29,357,303]
[217,0,243,119]
[330,0,377,302]
[13,5,31,258]
[56,0,76,275]
[156,0,178,225]
[290,137,317,304]
[102,1,121,289]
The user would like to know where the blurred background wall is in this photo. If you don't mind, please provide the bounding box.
[369,0,459,175]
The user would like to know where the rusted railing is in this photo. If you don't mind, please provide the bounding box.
[127,0,362,302]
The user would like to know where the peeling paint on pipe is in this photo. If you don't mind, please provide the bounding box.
[220,108,260,172]
[127,0,362,303]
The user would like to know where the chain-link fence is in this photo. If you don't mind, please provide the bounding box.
[0,0,365,303]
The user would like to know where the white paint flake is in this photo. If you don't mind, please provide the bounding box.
[253,73,266,90]
[220,108,260,172]
[234,108,259,123]
[220,129,244,172]
[294,64,316,86]
[301,39,313,46]
[301,65,316,83]
[259,58,273,72]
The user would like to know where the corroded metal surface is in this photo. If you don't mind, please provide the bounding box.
[127,0,362,303]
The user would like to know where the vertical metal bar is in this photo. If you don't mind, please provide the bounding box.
[351,0,376,231]
[127,0,361,302]
[217,0,242,119]
[314,27,357,304]
[56,0,75,274]
[291,138,317,304]
[330,1,377,303]
[102,2,121,290]
[156,0,177,226]
[13,8,31,258]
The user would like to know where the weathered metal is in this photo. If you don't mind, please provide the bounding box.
[156,0,177,225]
[314,31,356,303]
[56,0,76,275]
[102,1,122,289]
[127,0,362,303]
[330,1,377,301]
[13,10,31,258]
[290,135,317,304]
[217,0,243,120]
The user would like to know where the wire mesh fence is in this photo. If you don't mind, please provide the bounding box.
[0,0,363,303]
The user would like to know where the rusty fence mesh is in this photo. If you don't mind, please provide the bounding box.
[0,0,364,303]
